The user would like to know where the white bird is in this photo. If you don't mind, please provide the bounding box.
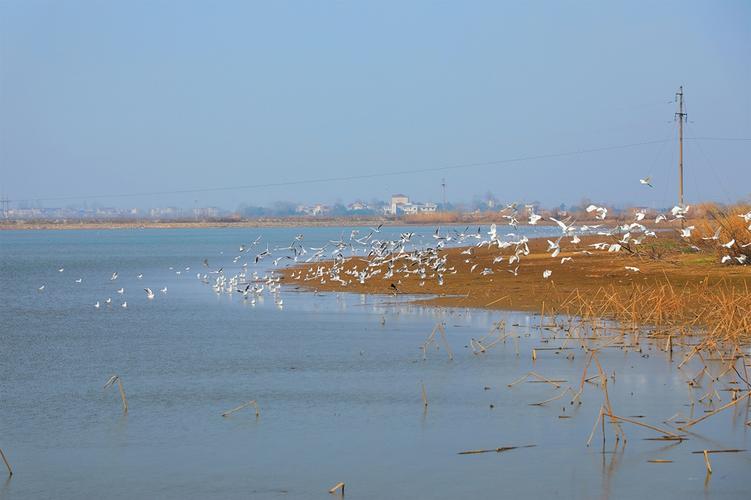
[116,288,124,294]
[679,226,695,238]
[721,239,735,249]
[105,297,112,304]
[585,205,608,220]
[721,255,732,264]
[75,278,82,283]
[137,273,143,279]
[94,301,100,308]
[160,287,168,294]
[670,205,690,219]
[38,284,45,291]
[561,257,573,264]
[550,217,576,234]
[570,234,581,244]
[625,266,640,272]
[58,268,64,273]
[639,176,653,188]
[542,269,552,279]
[144,288,155,299]
[110,272,118,281]
[121,301,128,308]
[702,227,722,241]
[528,213,542,225]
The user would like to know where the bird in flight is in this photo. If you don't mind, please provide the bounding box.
[639,176,653,188]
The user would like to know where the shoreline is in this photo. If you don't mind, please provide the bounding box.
[1,217,684,231]
[282,234,751,327]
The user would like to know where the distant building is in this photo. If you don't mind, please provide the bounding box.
[347,201,368,211]
[398,202,437,215]
[193,207,221,218]
[295,203,330,216]
[389,194,410,215]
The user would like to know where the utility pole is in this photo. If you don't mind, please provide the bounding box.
[0,197,9,219]
[675,86,687,207]
[441,178,447,210]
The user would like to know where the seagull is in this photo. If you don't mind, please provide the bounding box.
[721,255,732,264]
[702,227,722,241]
[94,301,100,308]
[144,288,155,299]
[528,213,542,225]
[561,257,573,264]
[625,266,640,272]
[137,273,143,279]
[121,301,128,308]
[116,288,124,294]
[542,270,552,279]
[721,239,735,249]
[75,278,82,283]
[585,205,608,220]
[38,284,45,291]
[639,176,653,188]
[110,272,118,281]
[105,297,112,304]
[679,226,695,238]
[58,268,64,273]
[160,287,168,294]
[550,217,576,234]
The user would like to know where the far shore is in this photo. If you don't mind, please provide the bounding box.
[0,215,689,231]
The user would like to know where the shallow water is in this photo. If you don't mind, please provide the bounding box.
[0,227,748,499]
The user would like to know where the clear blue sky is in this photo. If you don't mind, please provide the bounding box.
[1,0,749,209]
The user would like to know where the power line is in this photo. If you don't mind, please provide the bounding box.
[6,138,672,203]
[6,136,750,204]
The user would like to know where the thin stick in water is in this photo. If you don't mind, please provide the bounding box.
[0,448,12,476]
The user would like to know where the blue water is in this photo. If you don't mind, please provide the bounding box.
[0,227,748,499]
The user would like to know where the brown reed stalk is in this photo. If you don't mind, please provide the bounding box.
[679,391,751,430]
[328,482,345,495]
[104,375,128,414]
[222,400,260,417]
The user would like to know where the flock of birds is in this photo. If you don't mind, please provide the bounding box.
[36,181,751,308]
[284,203,750,291]
[39,268,169,309]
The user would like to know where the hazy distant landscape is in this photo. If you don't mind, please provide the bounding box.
[1,1,750,499]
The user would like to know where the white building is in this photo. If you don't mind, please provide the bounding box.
[389,194,409,215]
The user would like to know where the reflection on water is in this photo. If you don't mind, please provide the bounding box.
[0,228,749,499]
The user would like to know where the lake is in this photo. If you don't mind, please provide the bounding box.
[0,226,748,499]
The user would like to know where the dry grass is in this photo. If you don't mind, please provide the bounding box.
[554,279,751,342]
[691,204,751,263]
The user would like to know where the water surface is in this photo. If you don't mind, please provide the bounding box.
[1,227,748,499]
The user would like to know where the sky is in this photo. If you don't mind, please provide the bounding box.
[1,0,750,210]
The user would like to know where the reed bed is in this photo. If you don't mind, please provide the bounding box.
[553,280,751,343]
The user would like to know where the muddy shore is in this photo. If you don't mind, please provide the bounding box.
[282,235,751,313]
